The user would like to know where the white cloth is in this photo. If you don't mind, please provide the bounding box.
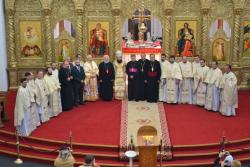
[27,80,40,127]
[52,69,59,81]
[159,60,169,102]
[179,61,193,104]
[14,86,33,136]
[219,71,238,116]
[195,66,209,106]
[35,78,50,123]
[165,62,182,103]
[84,61,99,101]
[204,68,223,111]
[192,61,200,104]
[44,74,62,117]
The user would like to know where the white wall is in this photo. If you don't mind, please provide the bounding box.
[0,0,8,92]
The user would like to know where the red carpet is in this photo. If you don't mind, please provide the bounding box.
[4,91,121,145]
[165,90,250,146]
[3,90,250,146]
[1,91,250,166]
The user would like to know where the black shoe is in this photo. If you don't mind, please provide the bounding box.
[79,102,85,105]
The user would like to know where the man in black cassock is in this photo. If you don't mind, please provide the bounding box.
[145,54,161,102]
[99,55,115,101]
[137,53,150,100]
[72,59,85,106]
[59,61,74,111]
[126,54,139,101]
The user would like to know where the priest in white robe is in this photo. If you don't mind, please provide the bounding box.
[204,61,222,111]
[44,67,62,117]
[219,64,238,116]
[14,78,33,136]
[194,59,209,106]
[84,55,99,101]
[25,72,40,130]
[179,56,193,104]
[166,55,182,103]
[51,62,59,81]
[35,70,50,123]
[159,53,169,102]
[192,55,200,104]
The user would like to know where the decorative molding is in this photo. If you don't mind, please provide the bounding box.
[76,9,84,56]
[4,0,250,88]
[163,9,172,56]
[43,8,53,65]
[232,8,243,66]
[201,8,209,59]
[6,9,17,68]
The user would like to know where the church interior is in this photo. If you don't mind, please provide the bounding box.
[0,0,250,167]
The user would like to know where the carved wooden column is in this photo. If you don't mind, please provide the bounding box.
[112,9,122,56]
[232,8,242,66]
[43,9,53,66]
[76,9,84,56]
[6,9,17,68]
[82,13,88,59]
[201,8,209,60]
[163,9,172,56]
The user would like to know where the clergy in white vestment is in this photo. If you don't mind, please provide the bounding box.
[219,64,238,116]
[179,56,193,104]
[194,59,209,106]
[192,55,200,104]
[14,78,34,136]
[159,53,169,102]
[35,70,50,123]
[114,50,126,100]
[51,62,59,81]
[84,55,99,101]
[25,72,40,129]
[204,61,223,111]
[44,67,62,117]
[165,55,182,103]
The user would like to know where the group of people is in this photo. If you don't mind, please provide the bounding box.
[125,53,238,117]
[54,146,100,167]
[58,52,238,117]
[14,66,62,136]
[14,51,238,136]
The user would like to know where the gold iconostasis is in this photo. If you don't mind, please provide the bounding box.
[4,0,250,89]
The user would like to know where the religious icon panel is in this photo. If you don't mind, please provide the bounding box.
[243,21,250,57]
[58,39,73,62]
[212,38,226,61]
[175,20,197,57]
[88,21,109,57]
[19,21,42,57]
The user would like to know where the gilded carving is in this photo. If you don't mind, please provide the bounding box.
[43,9,53,65]
[163,9,172,56]
[76,9,84,56]
[112,9,122,52]
[3,0,250,89]
[201,8,209,59]
[6,9,17,68]
[232,8,243,66]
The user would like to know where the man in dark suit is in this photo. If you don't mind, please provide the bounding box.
[72,59,85,106]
